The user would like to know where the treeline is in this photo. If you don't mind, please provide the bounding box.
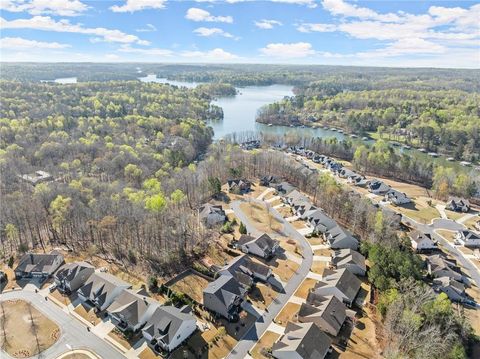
[257,84,480,162]
[195,83,237,97]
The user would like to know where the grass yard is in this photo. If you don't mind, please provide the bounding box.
[49,289,75,307]
[278,237,302,257]
[276,205,293,218]
[138,347,159,359]
[294,278,317,299]
[240,202,284,234]
[268,258,300,282]
[387,197,440,224]
[73,302,101,325]
[107,328,142,350]
[251,331,280,359]
[314,248,332,257]
[248,283,278,310]
[0,300,60,358]
[464,216,480,231]
[307,236,324,246]
[445,210,465,221]
[291,220,307,230]
[465,286,480,335]
[340,308,381,359]
[275,302,300,326]
[366,175,430,199]
[169,272,211,304]
[436,229,456,243]
[311,261,328,274]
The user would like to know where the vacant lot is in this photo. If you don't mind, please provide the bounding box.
[0,300,60,358]
[275,302,300,326]
[251,331,280,359]
[240,202,284,234]
[169,272,211,304]
[294,278,317,299]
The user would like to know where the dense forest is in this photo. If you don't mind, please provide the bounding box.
[257,76,480,161]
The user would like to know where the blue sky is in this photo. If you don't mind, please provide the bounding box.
[1,0,479,68]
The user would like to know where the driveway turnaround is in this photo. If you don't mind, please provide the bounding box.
[227,199,313,359]
[0,290,124,359]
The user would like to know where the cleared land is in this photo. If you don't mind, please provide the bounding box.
[251,331,280,359]
[169,272,211,304]
[0,300,60,358]
[387,197,441,224]
[240,202,284,234]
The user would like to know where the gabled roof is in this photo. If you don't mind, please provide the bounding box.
[272,322,331,359]
[326,226,358,248]
[307,210,337,231]
[332,249,366,272]
[457,230,480,241]
[15,251,63,274]
[286,189,309,205]
[78,272,130,304]
[315,268,361,304]
[221,254,271,278]
[409,231,434,244]
[300,295,347,335]
[386,188,409,200]
[447,197,470,208]
[433,276,465,294]
[55,261,93,282]
[238,233,279,253]
[143,305,195,345]
[204,274,246,308]
[107,289,158,326]
[199,203,225,218]
[368,180,391,193]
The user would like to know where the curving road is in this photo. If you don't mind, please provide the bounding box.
[227,199,313,359]
[0,290,124,359]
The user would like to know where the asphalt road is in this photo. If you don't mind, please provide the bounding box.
[0,290,124,359]
[227,199,313,359]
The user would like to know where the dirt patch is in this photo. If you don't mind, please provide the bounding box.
[138,347,158,359]
[294,278,317,299]
[169,272,211,304]
[314,248,332,257]
[0,299,60,358]
[73,303,101,326]
[307,236,324,246]
[251,331,280,359]
[311,261,328,274]
[240,202,284,234]
[275,302,300,326]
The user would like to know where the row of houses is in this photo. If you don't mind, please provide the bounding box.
[14,253,197,354]
[426,254,469,303]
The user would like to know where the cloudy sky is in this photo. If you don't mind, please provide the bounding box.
[1,0,479,68]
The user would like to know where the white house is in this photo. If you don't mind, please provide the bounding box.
[409,231,437,252]
[455,230,480,248]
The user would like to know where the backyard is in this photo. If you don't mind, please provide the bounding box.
[0,299,60,358]
[275,302,300,326]
[251,331,280,359]
[168,271,212,304]
[386,197,441,224]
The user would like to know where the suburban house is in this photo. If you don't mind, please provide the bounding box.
[306,210,337,234]
[142,305,197,353]
[284,190,309,207]
[274,181,295,195]
[433,277,466,302]
[337,168,358,179]
[298,295,353,336]
[325,226,359,250]
[455,230,480,248]
[107,288,159,332]
[293,202,317,218]
[446,197,471,213]
[227,179,251,194]
[426,255,463,283]
[272,322,332,359]
[347,174,369,187]
[203,274,246,321]
[260,175,280,187]
[54,261,95,293]
[367,180,391,195]
[199,203,227,227]
[14,251,64,280]
[18,170,53,186]
[218,254,272,283]
[385,189,411,205]
[77,272,131,311]
[310,268,361,307]
[237,233,279,259]
[409,231,437,252]
[331,249,366,276]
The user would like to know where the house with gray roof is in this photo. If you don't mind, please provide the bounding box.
[385,189,411,205]
[237,233,279,259]
[272,322,332,359]
[107,288,159,332]
[284,190,309,207]
[426,254,463,283]
[367,180,391,195]
[433,277,466,302]
[142,305,197,353]
[446,197,471,213]
[331,249,366,276]
[218,254,272,283]
[455,230,480,248]
[299,295,353,336]
[326,226,359,250]
[306,210,337,234]
[227,179,251,194]
[77,272,131,311]
[54,261,95,293]
[203,274,247,321]
[311,268,361,307]
[199,203,227,228]
[14,251,64,280]
[409,231,436,252]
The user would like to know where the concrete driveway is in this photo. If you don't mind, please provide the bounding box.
[227,199,313,359]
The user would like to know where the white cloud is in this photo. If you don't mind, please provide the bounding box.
[260,42,315,58]
[119,45,173,56]
[0,0,88,16]
[296,23,337,33]
[0,36,70,49]
[185,8,233,23]
[0,16,149,45]
[110,0,166,13]
[358,38,445,58]
[182,48,238,61]
[193,27,235,38]
[136,23,157,32]
[322,0,401,22]
[255,19,282,29]
[222,0,316,7]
